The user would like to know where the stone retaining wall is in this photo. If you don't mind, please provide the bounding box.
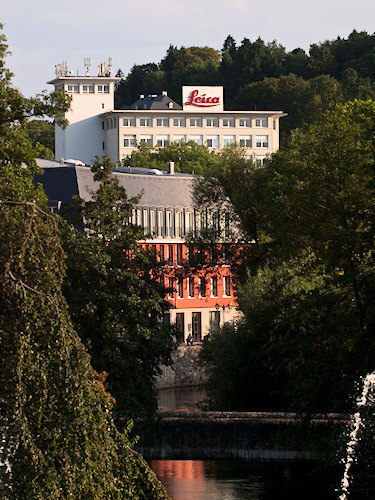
[155,344,207,389]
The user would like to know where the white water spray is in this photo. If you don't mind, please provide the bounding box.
[339,372,375,500]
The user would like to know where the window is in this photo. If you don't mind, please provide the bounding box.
[82,84,94,94]
[156,135,170,146]
[239,118,251,127]
[199,277,206,298]
[209,311,220,331]
[102,141,105,150]
[168,277,174,299]
[102,121,105,130]
[157,211,164,237]
[192,312,202,341]
[223,118,235,127]
[211,276,218,297]
[139,135,153,146]
[223,135,235,147]
[140,117,152,127]
[143,209,148,234]
[190,135,203,145]
[190,117,202,127]
[173,135,186,143]
[256,135,269,148]
[123,135,136,147]
[223,276,231,296]
[206,135,219,148]
[173,117,186,127]
[175,313,184,340]
[206,117,219,127]
[177,278,184,298]
[97,84,109,93]
[210,246,218,265]
[157,117,169,127]
[185,212,193,234]
[255,117,268,127]
[168,244,173,264]
[175,212,182,238]
[222,244,229,264]
[239,136,252,147]
[150,210,156,235]
[159,244,164,260]
[177,244,183,265]
[123,117,136,127]
[67,84,79,93]
[166,211,172,237]
[188,277,195,298]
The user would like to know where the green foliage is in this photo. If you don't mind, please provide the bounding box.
[122,140,220,174]
[0,202,169,499]
[0,25,169,498]
[62,156,176,421]
[200,100,375,414]
[115,31,375,139]
[25,119,55,158]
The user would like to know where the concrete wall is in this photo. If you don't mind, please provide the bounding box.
[135,412,348,461]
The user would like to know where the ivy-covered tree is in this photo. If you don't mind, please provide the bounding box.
[0,24,169,498]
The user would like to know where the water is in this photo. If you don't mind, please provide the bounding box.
[150,459,337,500]
[158,386,207,412]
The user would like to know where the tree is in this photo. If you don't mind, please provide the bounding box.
[24,119,55,157]
[122,140,220,174]
[61,156,176,422]
[0,24,169,498]
[199,100,375,414]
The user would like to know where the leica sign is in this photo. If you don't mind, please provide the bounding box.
[182,86,224,112]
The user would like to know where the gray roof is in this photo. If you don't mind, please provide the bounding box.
[126,94,182,111]
[35,160,195,209]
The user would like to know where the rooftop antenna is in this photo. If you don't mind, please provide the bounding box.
[97,57,113,77]
[55,61,68,77]
[84,57,92,77]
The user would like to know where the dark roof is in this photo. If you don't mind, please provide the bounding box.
[35,160,195,209]
[125,93,182,111]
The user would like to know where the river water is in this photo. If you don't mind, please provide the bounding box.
[150,458,337,500]
[154,388,338,499]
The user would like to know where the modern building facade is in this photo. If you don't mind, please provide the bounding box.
[48,64,286,165]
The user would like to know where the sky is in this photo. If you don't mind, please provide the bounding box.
[2,0,375,98]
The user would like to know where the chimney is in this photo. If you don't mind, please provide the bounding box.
[139,94,144,99]
[162,90,168,96]
[167,161,175,175]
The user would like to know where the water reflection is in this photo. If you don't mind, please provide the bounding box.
[158,386,207,412]
[150,459,336,500]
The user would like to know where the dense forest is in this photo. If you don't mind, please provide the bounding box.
[115,30,375,141]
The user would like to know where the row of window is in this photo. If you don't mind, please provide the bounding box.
[133,209,231,239]
[124,134,269,148]
[168,275,231,299]
[120,116,269,128]
[157,243,230,266]
[66,83,110,94]
[175,311,221,340]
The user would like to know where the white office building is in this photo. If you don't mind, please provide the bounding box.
[48,62,286,165]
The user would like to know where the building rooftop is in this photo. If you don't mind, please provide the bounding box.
[35,159,195,208]
[122,92,182,111]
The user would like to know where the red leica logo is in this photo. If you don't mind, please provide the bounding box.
[185,89,221,107]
